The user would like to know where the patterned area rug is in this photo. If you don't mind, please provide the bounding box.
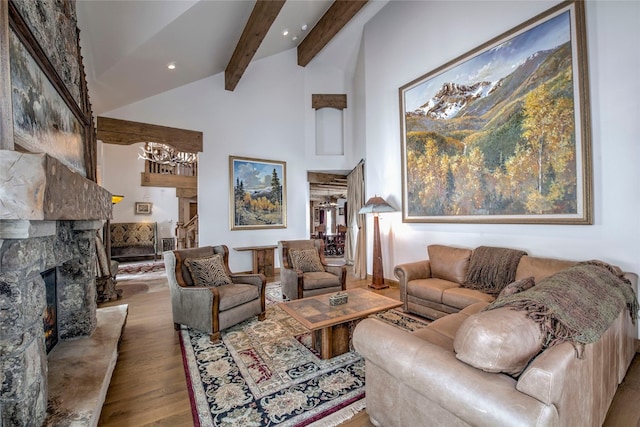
[180,284,428,427]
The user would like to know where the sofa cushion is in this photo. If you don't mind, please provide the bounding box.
[408,278,459,304]
[427,245,472,284]
[442,287,494,310]
[459,301,490,315]
[217,283,260,311]
[302,271,341,289]
[413,302,490,351]
[289,248,324,272]
[453,307,544,376]
[185,254,233,287]
[411,327,456,351]
[498,276,535,299]
[515,256,576,282]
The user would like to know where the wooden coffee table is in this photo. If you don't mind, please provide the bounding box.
[279,289,402,359]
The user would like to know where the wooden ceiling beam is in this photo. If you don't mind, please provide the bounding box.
[297,0,368,67]
[225,0,286,91]
[307,172,348,183]
[312,94,347,110]
[176,188,198,199]
[97,117,203,153]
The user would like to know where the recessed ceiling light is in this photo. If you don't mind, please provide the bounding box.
[292,36,298,41]
[301,24,308,31]
[282,29,289,36]
[167,62,176,70]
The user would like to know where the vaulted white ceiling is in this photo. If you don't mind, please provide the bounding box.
[76,0,385,115]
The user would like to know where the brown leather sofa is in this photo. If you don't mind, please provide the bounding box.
[353,245,638,426]
[394,244,576,320]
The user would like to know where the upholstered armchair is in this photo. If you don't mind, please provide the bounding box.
[164,245,266,342]
[278,239,346,300]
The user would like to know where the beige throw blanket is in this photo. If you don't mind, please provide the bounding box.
[463,246,527,295]
[487,260,639,352]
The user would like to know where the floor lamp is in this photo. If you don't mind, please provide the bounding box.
[358,196,396,290]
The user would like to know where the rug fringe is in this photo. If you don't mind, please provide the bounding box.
[306,398,367,427]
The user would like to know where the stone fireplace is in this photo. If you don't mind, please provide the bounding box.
[0,151,112,426]
[42,267,58,353]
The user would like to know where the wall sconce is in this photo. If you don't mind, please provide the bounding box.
[358,195,396,289]
[111,195,124,205]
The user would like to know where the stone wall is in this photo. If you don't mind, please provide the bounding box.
[11,0,82,107]
[1,1,113,424]
[0,221,101,426]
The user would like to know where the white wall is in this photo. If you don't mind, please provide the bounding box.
[101,141,178,241]
[99,0,640,293]
[102,48,362,272]
[358,0,640,284]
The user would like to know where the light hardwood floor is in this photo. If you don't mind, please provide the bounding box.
[98,264,639,426]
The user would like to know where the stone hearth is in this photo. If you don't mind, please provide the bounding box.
[0,151,113,426]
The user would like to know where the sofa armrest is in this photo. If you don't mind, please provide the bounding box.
[516,342,575,406]
[324,265,347,290]
[170,285,216,333]
[394,260,431,307]
[280,266,302,300]
[324,264,344,277]
[353,318,558,426]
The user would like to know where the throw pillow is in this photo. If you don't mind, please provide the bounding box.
[289,248,324,273]
[184,254,233,287]
[453,307,544,377]
[497,276,535,299]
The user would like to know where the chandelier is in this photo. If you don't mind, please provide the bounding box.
[318,197,339,209]
[138,142,197,166]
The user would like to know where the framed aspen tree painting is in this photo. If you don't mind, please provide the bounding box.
[229,156,287,230]
[399,1,592,224]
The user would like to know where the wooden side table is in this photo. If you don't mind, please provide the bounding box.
[233,245,277,277]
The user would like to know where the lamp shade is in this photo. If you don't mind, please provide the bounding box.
[111,195,124,204]
[358,196,396,214]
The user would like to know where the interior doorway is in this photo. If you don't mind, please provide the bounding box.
[308,172,348,258]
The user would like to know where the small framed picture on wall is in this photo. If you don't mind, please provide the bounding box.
[135,202,153,215]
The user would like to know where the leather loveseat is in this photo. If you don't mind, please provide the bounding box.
[394,244,580,320]
[353,245,638,426]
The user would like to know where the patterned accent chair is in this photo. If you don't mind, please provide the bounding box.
[278,239,347,300]
[164,245,266,342]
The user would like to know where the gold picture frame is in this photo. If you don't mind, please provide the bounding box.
[229,156,286,230]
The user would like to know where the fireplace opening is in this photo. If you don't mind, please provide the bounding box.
[42,268,58,353]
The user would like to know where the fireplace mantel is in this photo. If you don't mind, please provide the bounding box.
[0,150,112,221]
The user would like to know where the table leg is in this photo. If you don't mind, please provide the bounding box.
[312,323,350,359]
[251,248,274,277]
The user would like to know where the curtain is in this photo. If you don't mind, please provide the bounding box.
[346,160,366,278]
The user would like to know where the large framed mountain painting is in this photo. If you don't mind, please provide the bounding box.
[230,156,287,230]
[399,1,592,224]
